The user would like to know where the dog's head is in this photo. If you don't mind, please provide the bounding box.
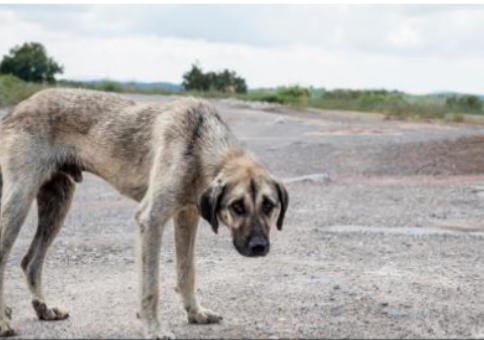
[199,156,288,257]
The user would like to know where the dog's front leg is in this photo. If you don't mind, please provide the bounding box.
[135,202,174,340]
[174,206,222,324]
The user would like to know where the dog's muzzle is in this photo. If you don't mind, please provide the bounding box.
[247,236,269,257]
[233,234,270,257]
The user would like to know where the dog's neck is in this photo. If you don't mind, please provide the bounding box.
[219,148,249,169]
[198,120,265,188]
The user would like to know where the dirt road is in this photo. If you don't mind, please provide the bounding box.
[4,94,484,338]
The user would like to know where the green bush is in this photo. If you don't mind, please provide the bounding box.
[446,95,482,113]
[444,112,465,122]
[92,81,125,93]
[277,86,309,106]
[241,90,284,104]
[240,86,309,106]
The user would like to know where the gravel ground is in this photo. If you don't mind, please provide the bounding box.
[2,95,484,338]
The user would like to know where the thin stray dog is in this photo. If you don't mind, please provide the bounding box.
[0,88,289,338]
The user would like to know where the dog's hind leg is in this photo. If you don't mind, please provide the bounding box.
[0,169,42,336]
[21,173,74,321]
[174,206,222,324]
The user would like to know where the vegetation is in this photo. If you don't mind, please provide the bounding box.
[0,42,63,83]
[182,63,247,93]
[0,74,45,106]
[445,95,482,114]
[240,86,310,106]
[240,87,484,120]
[0,42,483,122]
[59,80,127,93]
[2,76,483,122]
[57,79,175,95]
[0,77,176,107]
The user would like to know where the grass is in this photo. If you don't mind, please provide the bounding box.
[57,79,174,95]
[239,87,480,121]
[0,74,46,106]
[239,86,309,106]
[1,76,235,103]
[0,77,175,108]
[1,76,481,123]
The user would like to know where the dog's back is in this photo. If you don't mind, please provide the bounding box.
[2,88,135,135]
[0,88,236,200]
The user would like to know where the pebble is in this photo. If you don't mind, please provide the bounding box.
[274,117,286,124]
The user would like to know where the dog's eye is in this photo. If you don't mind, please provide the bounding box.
[262,198,274,215]
[231,200,246,215]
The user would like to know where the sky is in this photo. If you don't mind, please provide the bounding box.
[0,4,484,94]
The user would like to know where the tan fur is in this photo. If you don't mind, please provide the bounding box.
[0,88,288,338]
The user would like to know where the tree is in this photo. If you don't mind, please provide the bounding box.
[182,63,209,91]
[0,42,63,83]
[233,75,248,93]
[182,63,248,93]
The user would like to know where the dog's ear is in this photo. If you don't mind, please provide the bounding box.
[274,180,289,230]
[199,183,227,234]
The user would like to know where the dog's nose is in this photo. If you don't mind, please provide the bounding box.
[248,236,268,256]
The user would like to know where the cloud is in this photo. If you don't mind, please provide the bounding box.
[6,5,484,56]
[1,4,484,94]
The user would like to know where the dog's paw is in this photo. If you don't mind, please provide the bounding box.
[188,306,223,324]
[143,323,175,339]
[0,319,14,337]
[32,299,69,321]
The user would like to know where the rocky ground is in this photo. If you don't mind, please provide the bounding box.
[2,94,484,338]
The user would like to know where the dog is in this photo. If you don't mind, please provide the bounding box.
[0,88,289,338]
